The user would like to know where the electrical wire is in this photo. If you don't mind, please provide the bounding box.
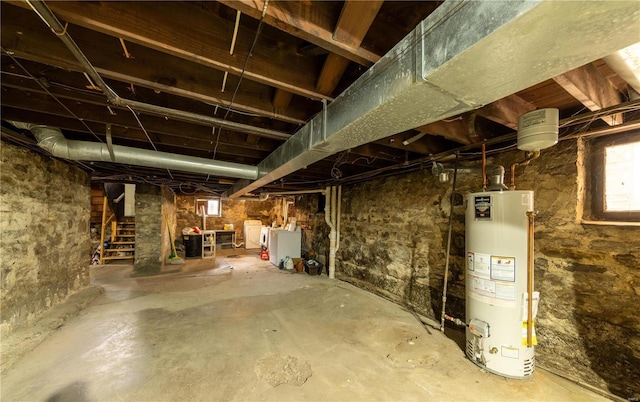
[2,47,103,143]
[211,0,270,163]
[126,105,157,151]
[125,105,175,180]
[331,151,349,179]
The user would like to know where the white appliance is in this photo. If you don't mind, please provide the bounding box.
[259,226,271,249]
[268,228,301,266]
[465,190,537,378]
[243,220,262,249]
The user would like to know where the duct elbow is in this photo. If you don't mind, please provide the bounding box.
[30,126,70,159]
[8,121,36,131]
[9,122,70,158]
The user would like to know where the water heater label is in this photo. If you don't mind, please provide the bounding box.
[495,282,516,301]
[471,276,495,297]
[471,253,491,278]
[491,256,516,282]
[474,196,492,220]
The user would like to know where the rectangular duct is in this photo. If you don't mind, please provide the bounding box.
[226,0,640,198]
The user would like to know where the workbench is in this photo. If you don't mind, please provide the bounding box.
[211,230,236,249]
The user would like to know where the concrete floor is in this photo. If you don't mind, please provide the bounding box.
[2,250,608,401]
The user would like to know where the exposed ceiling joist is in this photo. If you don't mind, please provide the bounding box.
[553,64,623,126]
[13,0,332,101]
[3,1,640,195]
[217,0,381,67]
[0,87,278,154]
[315,0,383,97]
[225,0,640,198]
[476,94,536,130]
[0,9,310,125]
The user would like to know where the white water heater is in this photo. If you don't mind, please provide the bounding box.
[465,190,538,378]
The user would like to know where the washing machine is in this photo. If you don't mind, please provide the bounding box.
[243,220,262,249]
[268,228,301,266]
[260,226,271,249]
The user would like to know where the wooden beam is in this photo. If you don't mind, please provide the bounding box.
[476,94,536,130]
[553,63,623,126]
[414,119,476,145]
[315,0,383,96]
[217,0,381,67]
[333,1,384,48]
[0,88,280,153]
[316,54,351,95]
[1,6,311,124]
[12,1,330,100]
[349,143,405,163]
[0,73,291,141]
[373,131,449,155]
[272,89,294,116]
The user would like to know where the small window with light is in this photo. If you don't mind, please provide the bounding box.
[196,198,221,217]
[591,133,640,221]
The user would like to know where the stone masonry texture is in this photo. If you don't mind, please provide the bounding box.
[175,194,279,244]
[0,140,91,336]
[296,140,639,399]
[133,184,163,275]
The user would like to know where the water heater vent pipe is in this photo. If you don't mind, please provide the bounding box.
[487,166,509,191]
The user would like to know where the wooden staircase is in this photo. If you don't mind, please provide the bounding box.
[98,196,135,264]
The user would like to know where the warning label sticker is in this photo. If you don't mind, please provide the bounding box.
[470,276,495,297]
[491,256,516,282]
[467,253,517,307]
[472,253,491,279]
[495,282,516,301]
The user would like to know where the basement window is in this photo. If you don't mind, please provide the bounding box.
[590,133,640,222]
[196,198,221,217]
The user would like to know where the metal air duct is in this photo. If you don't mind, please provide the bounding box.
[225,0,640,198]
[11,122,259,180]
[604,42,640,96]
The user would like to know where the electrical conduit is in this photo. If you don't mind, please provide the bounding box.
[440,152,460,331]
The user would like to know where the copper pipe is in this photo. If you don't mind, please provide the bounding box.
[526,210,537,348]
[481,143,487,191]
[510,151,540,190]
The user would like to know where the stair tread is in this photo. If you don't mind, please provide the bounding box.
[110,241,135,245]
[105,248,135,253]
[101,255,135,260]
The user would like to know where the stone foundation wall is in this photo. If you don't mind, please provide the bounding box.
[296,140,639,398]
[336,171,473,318]
[289,193,330,265]
[175,195,279,244]
[0,140,92,336]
